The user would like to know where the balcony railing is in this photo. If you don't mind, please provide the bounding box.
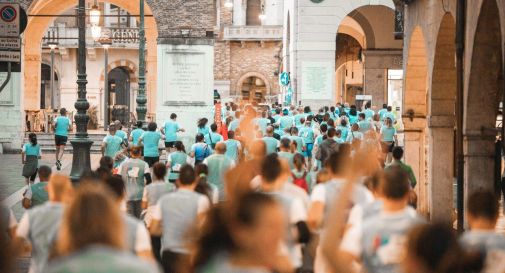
[42,26,140,48]
[223,25,283,41]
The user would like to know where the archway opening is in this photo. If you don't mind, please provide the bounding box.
[108,66,131,125]
[40,63,59,110]
[464,0,503,195]
[240,76,268,103]
[24,0,158,126]
[334,4,402,109]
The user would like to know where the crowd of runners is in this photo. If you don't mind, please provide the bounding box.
[1,101,504,273]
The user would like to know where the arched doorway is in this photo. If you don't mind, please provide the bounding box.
[108,67,131,125]
[464,0,503,195]
[23,0,158,113]
[333,4,402,108]
[237,72,272,103]
[428,13,456,222]
[40,63,59,110]
[403,26,428,215]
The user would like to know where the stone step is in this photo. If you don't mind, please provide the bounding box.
[23,132,107,154]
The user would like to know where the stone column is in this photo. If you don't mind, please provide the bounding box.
[464,132,496,196]
[428,115,455,223]
[403,117,428,215]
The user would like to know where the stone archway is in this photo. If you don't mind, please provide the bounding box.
[464,0,503,195]
[403,26,428,215]
[236,71,272,98]
[23,0,158,113]
[428,13,456,222]
[99,59,138,84]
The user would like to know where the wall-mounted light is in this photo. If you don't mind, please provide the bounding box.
[224,0,233,9]
[91,25,102,40]
[89,0,101,26]
[259,4,266,20]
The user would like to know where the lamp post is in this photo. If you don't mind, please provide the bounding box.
[70,0,93,181]
[48,41,58,110]
[136,0,147,126]
[100,38,112,130]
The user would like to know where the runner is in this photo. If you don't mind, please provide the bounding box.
[224,130,242,162]
[203,142,235,201]
[260,154,309,270]
[118,146,152,219]
[22,165,52,209]
[14,174,72,273]
[192,193,288,273]
[204,123,224,150]
[460,191,505,272]
[102,175,154,260]
[190,134,212,165]
[166,141,191,183]
[149,165,210,273]
[379,117,397,164]
[385,147,417,188]
[22,133,42,184]
[130,121,145,146]
[46,184,160,273]
[262,126,280,155]
[53,108,71,170]
[101,123,126,159]
[161,113,185,154]
[138,122,164,168]
[278,138,295,170]
[142,163,175,262]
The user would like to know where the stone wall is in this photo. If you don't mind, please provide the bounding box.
[229,41,282,97]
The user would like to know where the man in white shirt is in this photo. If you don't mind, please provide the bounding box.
[102,175,154,261]
[150,164,210,273]
[260,154,310,270]
[14,174,72,273]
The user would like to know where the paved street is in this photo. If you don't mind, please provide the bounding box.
[0,152,102,273]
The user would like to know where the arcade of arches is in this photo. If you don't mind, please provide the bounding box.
[0,0,503,222]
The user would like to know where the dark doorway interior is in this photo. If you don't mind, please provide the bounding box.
[108,67,131,125]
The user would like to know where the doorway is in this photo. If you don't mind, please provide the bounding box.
[108,67,131,125]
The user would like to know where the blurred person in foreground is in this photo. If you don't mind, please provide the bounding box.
[46,184,160,273]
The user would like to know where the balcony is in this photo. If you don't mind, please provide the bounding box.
[223,25,283,41]
[42,26,139,49]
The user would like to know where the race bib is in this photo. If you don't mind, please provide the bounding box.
[376,235,407,265]
[172,164,182,172]
[128,167,140,178]
[484,249,505,273]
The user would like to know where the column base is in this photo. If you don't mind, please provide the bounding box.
[70,138,93,182]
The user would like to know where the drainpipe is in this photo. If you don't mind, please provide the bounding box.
[455,0,466,233]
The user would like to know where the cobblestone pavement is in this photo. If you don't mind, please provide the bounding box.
[0,152,102,273]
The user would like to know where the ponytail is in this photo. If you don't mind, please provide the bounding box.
[28,133,37,146]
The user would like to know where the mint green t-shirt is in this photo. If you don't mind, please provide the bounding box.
[54,116,70,137]
[103,135,124,158]
[141,131,162,157]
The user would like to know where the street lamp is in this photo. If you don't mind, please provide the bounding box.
[47,41,58,110]
[90,1,101,26]
[91,25,102,41]
[70,0,93,181]
[259,4,267,21]
[224,0,233,8]
[100,38,112,130]
[136,0,147,126]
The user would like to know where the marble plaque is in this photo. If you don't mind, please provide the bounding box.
[301,61,332,100]
[164,51,205,104]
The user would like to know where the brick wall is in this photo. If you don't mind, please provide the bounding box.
[228,41,282,96]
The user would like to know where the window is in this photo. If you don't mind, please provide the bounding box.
[246,0,261,25]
